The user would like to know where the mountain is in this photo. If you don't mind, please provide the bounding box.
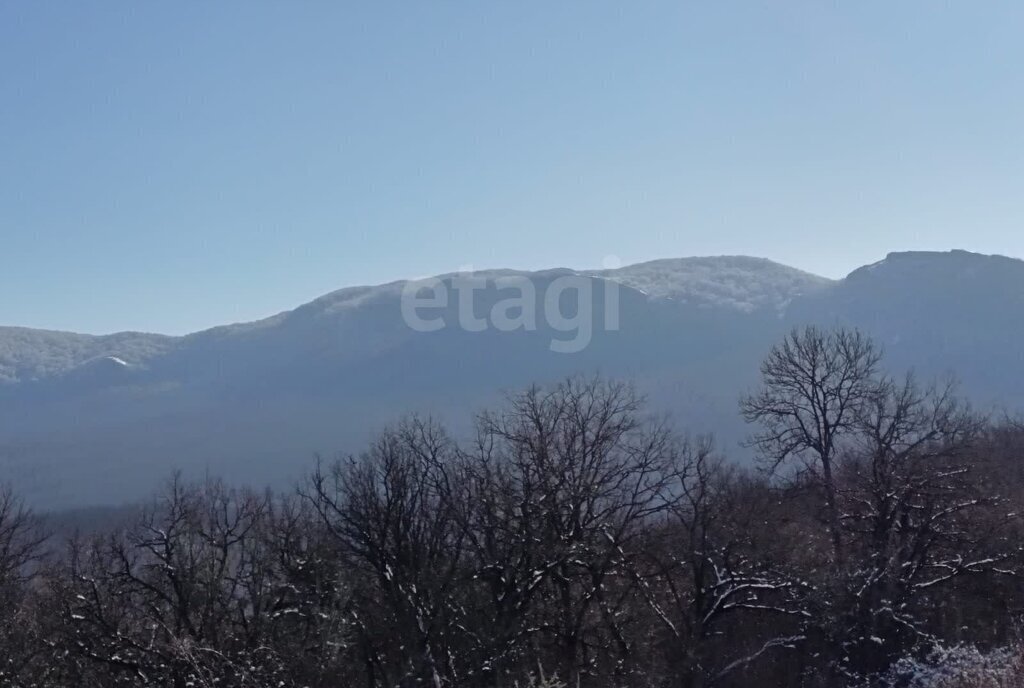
[589,255,831,311]
[1,250,1021,510]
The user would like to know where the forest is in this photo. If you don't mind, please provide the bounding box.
[1,326,1022,687]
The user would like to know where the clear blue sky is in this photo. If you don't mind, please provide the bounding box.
[2,2,1022,335]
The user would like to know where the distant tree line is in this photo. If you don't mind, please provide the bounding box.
[1,327,1023,687]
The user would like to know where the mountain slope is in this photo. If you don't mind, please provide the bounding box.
[1,251,1021,509]
[589,255,832,311]
[790,249,1024,406]
[0,328,172,384]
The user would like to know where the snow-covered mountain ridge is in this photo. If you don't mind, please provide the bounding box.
[590,255,832,312]
[2,249,1022,509]
[0,255,829,384]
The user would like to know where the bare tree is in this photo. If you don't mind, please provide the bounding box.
[638,441,808,687]
[55,475,285,687]
[0,486,48,685]
[836,374,1014,675]
[465,377,679,686]
[305,417,470,688]
[741,326,883,563]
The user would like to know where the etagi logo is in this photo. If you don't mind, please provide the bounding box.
[401,259,621,354]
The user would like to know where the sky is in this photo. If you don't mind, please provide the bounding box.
[2,2,1023,335]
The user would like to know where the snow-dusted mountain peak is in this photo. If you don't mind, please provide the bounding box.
[589,255,833,313]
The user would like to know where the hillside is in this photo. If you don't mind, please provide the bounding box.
[1,250,1021,509]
